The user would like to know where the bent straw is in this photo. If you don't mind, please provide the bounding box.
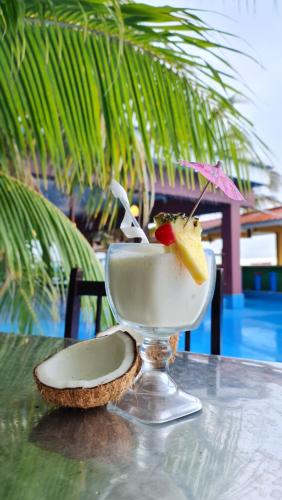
[110,179,149,243]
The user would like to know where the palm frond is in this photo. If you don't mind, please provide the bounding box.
[0,173,113,333]
[0,1,267,226]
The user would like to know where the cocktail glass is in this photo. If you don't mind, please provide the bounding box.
[105,243,216,424]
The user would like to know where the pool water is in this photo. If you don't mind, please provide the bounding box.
[178,296,282,362]
[1,297,282,362]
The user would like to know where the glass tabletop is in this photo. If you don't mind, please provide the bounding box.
[1,332,282,500]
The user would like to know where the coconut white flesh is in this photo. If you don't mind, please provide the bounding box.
[35,331,136,389]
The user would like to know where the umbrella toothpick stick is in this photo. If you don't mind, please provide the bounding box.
[188,180,211,221]
[179,159,244,224]
[187,161,221,222]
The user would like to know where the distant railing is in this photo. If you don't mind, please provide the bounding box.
[242,266,282,292]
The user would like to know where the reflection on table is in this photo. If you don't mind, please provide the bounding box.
[1,333,282,500]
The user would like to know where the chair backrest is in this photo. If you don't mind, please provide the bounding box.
[64,268,106,339]
[185,267,224,355]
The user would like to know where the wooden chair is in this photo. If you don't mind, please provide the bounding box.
[64,268,106,339]
[184,267,224,355]
[64,267,224,354]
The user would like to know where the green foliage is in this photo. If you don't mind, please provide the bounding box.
[0,2,266,214]
[0,0,268,331]
[0,173,112,332]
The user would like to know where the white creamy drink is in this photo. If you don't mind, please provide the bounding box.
[108,244,211,329]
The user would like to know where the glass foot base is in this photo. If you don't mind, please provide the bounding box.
[113,370,202,424]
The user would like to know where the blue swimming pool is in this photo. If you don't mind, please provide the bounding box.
[178,294,282,362]
[1,295,282,362]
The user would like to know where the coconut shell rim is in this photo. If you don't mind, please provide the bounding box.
[33,330,139,392]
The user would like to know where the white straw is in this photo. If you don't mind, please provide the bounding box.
[110,180,149,243]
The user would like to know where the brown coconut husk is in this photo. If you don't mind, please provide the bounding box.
[34,334,140,409]
[30,407,134,462]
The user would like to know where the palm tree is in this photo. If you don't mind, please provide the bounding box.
[0,0,266,332]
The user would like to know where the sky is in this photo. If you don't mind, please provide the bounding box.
[145,0,282,174]
[144,1,282,263]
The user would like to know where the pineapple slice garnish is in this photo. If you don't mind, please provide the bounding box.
[154,212,208,285]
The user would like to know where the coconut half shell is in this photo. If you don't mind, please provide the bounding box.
[34,331,139,409]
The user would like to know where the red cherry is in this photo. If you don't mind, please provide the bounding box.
[155,223,176,246]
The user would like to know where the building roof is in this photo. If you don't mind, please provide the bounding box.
[202,206,282,238]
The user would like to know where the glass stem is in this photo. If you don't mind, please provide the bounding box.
[139,337,173,373]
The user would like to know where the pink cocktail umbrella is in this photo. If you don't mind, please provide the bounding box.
[179,160,245,218]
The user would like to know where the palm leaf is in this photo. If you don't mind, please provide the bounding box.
[0,172,113,333]
[0,0,268,227]
[0,1,270,330]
